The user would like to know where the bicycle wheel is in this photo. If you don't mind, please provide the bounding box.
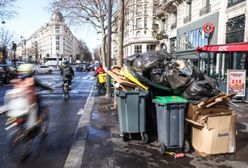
[63,86,69,100]
[8,130,31,163]
[39,107,49,139]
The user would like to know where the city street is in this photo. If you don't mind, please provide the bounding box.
[0,70,95,168]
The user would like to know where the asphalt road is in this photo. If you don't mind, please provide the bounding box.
[0,70,95,168]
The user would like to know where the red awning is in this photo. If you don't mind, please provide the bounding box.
[196,42,248,53]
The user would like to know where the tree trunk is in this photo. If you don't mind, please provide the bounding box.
[113,0,125,110]
[117,0,125,67]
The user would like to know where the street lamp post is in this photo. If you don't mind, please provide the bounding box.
[12,41,17,66]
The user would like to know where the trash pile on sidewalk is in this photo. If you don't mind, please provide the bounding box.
[106,50,237,157]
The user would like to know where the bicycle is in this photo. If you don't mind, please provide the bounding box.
[63,80,70,100]
[7,107,49,162]
[1,88,49,163]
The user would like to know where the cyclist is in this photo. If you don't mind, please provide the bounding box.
[11,63,53,127]
[94,63,104,78]
[61,61,74,89]
[94,63,106,94]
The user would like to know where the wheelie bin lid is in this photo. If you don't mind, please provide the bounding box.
[152,96,188,105]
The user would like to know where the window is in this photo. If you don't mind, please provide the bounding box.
[200,0,211,16]
[177,28,208,51]
[144,4,147,16]
[184,2,192,23]
[171,12,177,29]
[56,46,60,50]
[144,17,147,29]
[136,18,142,29]
[147,45,156,51]
[226,14,245,43]
[170,37,176,53]
[136,4,142,16]
[55,25,60,33]
[227,0,245,7]
[134,45,142,53]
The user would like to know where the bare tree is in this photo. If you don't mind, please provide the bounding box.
[0,26,14,63]
[79,40,92,62]
[49,0,118,68]
[92,46,101,61]
[0,0,17,21]
[0,26,14,47]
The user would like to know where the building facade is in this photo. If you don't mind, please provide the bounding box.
[156,0,248,76]
[113,0,161,59]
[17,10,80,64]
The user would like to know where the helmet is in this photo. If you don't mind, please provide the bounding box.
[64,60,69,65]
[17,63,34,75]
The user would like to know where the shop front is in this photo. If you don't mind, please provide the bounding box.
[196,42,248,100]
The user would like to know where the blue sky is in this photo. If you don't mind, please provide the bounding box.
[4,0,100,51]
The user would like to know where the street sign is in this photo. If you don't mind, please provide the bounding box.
[202,23,215,34]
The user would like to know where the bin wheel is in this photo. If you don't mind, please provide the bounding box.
[122,133,129,142]
[184,140,190,153]
[141,133,148,144]
[159,144,166,155]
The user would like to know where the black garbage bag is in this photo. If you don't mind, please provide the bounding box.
[124,50,173,73]
[125,53,140,65]
[150,68,164,84]
[181,75,220,102]
[164,59,195,94]
[141,50,172,70]
[133,71,172,92]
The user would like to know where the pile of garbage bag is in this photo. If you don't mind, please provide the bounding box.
[124,50,220,103]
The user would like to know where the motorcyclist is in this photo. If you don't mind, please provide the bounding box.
[61,61,74,89]
[11,63,53,128]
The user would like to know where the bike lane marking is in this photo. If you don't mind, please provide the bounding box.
[63,83,95,168]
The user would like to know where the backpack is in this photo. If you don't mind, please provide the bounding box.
[63,66,72,78]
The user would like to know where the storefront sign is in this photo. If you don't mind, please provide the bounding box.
[156,33,163,40]
[202,23,215,34]
[227,69,246,97]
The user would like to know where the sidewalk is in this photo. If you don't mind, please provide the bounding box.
[70,91,248,168]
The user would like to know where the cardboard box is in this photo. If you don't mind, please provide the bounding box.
[186,103,232,122]
[191,112,237,156]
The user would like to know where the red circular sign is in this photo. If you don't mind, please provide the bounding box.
[202,23,215,34]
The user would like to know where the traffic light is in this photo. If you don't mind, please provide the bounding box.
[12,42,17,52]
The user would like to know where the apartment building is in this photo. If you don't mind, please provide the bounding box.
[156,0,248,76]
[18,10,80,64]
[120,0,161,58]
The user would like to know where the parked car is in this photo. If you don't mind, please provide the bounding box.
[0,64,17,84]
[35,65,54,74]
[85,64,96,71]
[75,63,87,72]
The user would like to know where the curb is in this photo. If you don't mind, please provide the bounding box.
[63,84,95,168]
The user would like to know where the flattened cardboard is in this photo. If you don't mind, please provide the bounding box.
[191,112,237,156]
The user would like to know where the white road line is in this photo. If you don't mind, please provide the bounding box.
[63,83,95,168]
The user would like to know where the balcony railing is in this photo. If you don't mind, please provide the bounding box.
[227,0,245,7]
[199,5,211,16]
[171,22,177,29]
[183,15,191,24]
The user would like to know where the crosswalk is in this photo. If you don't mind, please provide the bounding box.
[37,75,96,98]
